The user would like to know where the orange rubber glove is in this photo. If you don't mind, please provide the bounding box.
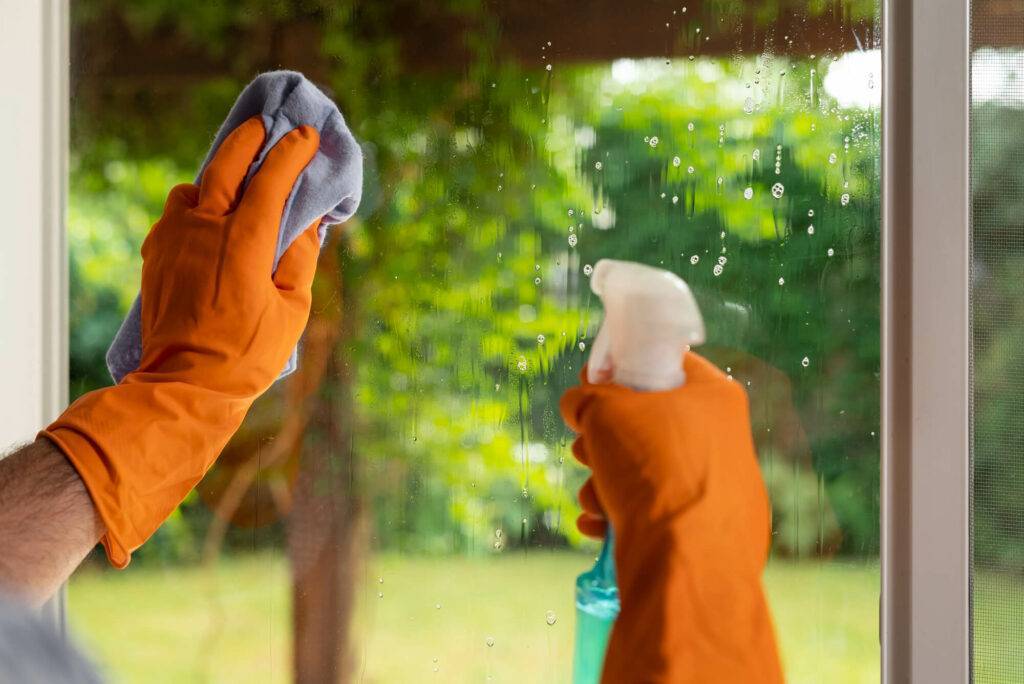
[561,353,784,683]
[42,116,321,568]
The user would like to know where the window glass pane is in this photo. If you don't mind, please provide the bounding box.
[67,2,880,681]
[971,3,1024,680]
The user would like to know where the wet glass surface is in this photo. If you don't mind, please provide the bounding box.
[67,2,881,681]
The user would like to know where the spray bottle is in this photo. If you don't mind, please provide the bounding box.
[572,259,705,684]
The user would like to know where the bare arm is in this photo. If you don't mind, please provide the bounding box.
[0,438,103,606]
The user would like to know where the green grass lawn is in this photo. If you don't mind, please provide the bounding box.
[974,572,1024,684]
[69,553,879,683]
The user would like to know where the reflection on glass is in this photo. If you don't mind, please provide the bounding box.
[68,2,880,682]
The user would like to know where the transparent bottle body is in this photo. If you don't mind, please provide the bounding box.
[573,530,620,684]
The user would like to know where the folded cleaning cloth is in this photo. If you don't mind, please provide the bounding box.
[106,70,363,383]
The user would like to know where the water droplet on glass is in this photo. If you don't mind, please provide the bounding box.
[648,136,659,148]
[672,156,681,167]
[594,161,603,171]
[801,356,810,367]
[743,187,754,200]
[568,208,574,217]
[808,209,815,217]
[717,176,724,186]
[828,152,837,164]
[771,183,785,199]
[752,149,760,161]
[537,334,545,345]
[743,97,755,114]
[687,165,695,174]
[690,255,700,265]
[687,122,695,131]
[717,256,727,265]
[568,234,578,247]
[534,276,542,285]
[827,247,835,257]
[546,64,552,71]
[778,277,786,286]
[435,603,442,610]
[517,357,528,372]
[486,637,495,647]
[545,611,557,626]
[378,591,384,599]
[671,195,679,205]
[583,264,593,276]
[578,341,586,352]
[807,224,815,235]
[840,193,850,206]
[713,264,724,277]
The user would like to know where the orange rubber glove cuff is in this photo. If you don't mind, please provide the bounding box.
[42,384,246,568]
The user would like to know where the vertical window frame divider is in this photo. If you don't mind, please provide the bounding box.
[883,0,973,681]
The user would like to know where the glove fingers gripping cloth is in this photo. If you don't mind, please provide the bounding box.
[107,70,363,383]
[43,72,362,568]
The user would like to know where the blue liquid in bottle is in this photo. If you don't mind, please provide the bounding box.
[572,529,620,684]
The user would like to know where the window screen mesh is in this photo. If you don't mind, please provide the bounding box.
[972,2,1024,681]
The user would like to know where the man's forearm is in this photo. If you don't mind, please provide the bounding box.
[0,438,103,606]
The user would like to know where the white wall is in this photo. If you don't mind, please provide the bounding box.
[0,0,67,450]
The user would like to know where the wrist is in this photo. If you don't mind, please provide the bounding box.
[40,426,135,568]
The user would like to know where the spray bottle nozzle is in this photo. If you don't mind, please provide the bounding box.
[586,259,705,391]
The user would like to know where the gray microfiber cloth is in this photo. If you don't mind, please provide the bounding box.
[106,71,363,383]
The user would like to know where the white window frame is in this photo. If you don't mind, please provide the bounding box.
[2,0,978,679]
[0,0,70,629]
